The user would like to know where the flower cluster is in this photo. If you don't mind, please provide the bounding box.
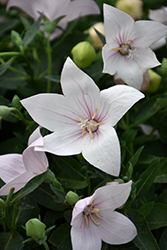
[0,2,167,250]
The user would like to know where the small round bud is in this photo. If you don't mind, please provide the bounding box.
[113,178,124,184]
[71,41,96,69]
[0,198,5,208]
[0,106,11,119]
[25,218,46,242]
[65,191,79,205]
[161,58,167,77]
[115,0,143,20]
[147,69,161,93]
[11,30,23,47]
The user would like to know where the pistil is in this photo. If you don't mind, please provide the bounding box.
[83,201,103,228]
[75,109,103,139]
[112,40,133,56]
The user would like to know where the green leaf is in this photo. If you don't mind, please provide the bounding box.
[121,129,138,146]
[154,158,167,183]
[0,19,18,36]
[48,222,71,247]
[159,228,167,250]
[0,232,24,250]
[138,202,154,218]
[128,210,160,250]
[129,146,144,168]
[45,75,60,83]
[136,159,160,198]
[94,28,105,45]
[11,170,48,203]
[0,58,15,76]
[50,184,66,203]
[31,183,66,211]
[23,13,43,47]
[146,203,167,230]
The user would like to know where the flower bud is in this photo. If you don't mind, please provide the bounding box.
[146,69,161,93]
[25,218,46,242]
[65,191,79,205]
[71,41,96,69]
[11,95,22,110]
[161,58,167,77]
[0,106,11,120]
[11,30,23,47]
[88,22,105,49]
[115,0,143,20]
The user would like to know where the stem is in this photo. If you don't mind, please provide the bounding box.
[10,108,30,126]
[0,52,21,57]
[11,204,18,230]
[43,241,50,250]
[46,34,52,93]
[86,178,91,196]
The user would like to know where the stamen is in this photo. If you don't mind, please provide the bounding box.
[88,127,93,139]
[90,214,100,226]
[83,201,102,228]
[125,39,133,44]
[92,108,97,119]
[81,127,85,138]
[84,214,89,228]
[112,47,121,51]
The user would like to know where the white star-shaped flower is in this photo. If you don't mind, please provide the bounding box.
[21,57,144,176]
[71,181,137,250]
[102,4,167,89]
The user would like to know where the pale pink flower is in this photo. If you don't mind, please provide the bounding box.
[21,57,144,176]
[71,181,137,250]
[102,4,167,89]
[149,6,167,50]
[7,0,100,40]
[0,127,48,196]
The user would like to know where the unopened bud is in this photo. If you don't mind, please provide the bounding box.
[161,58,167,77]
[115,0,143,20]
[65,191,79,205]
[71,41,96,69]
[88,22,105,49]
[147,69,161,93]
[11,95,22,110]
[0,106,11,120]
[26,218,46,242]
[11,30,23,47]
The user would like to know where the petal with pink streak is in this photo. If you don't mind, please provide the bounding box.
[133,21,167,47]
[133,47,160,68]
[103,4,134,44]
[99,211,137,244]
[100,85,144,126]
[82,126,121,176]
[0,154,25,183]
[0,171,35,196]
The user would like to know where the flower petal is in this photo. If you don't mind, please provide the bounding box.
[149,7,167,23]
[82,126,120,176]
[133,47,160,68]
[0,154,25,183]
[99,211,137,244]
[116,56,143,89]
[100,85,144,126]
[0,171,35,196]
[65,0,100,22]
[133,20,167,47]
[93,181,132,211]
[103,4,134,44]
[71,213,101,250]
[61,57,100,98]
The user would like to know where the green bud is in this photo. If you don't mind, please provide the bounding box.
[113,178,124,184]
[147,69,161,93]
[71,41,96,69]
[161,58,167,77]
[25,218,46,242]
[11,30,23,47]
[52,179,62,189]
[11,95,22,110]
[65,191,79,205]
[0,105,11,120]
[44,169,56,184]
[0,198,5,208]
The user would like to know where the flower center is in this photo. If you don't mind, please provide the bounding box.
[75,109,103,139]
[83,201,103,228]
[112,39,133,56]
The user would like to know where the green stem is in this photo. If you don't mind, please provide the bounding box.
[11,204,18,230]
[43,241,50,250]
[46,34,52,93]
[10,107,30,126]
[86,178,91,196]
[0,52,21,57]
